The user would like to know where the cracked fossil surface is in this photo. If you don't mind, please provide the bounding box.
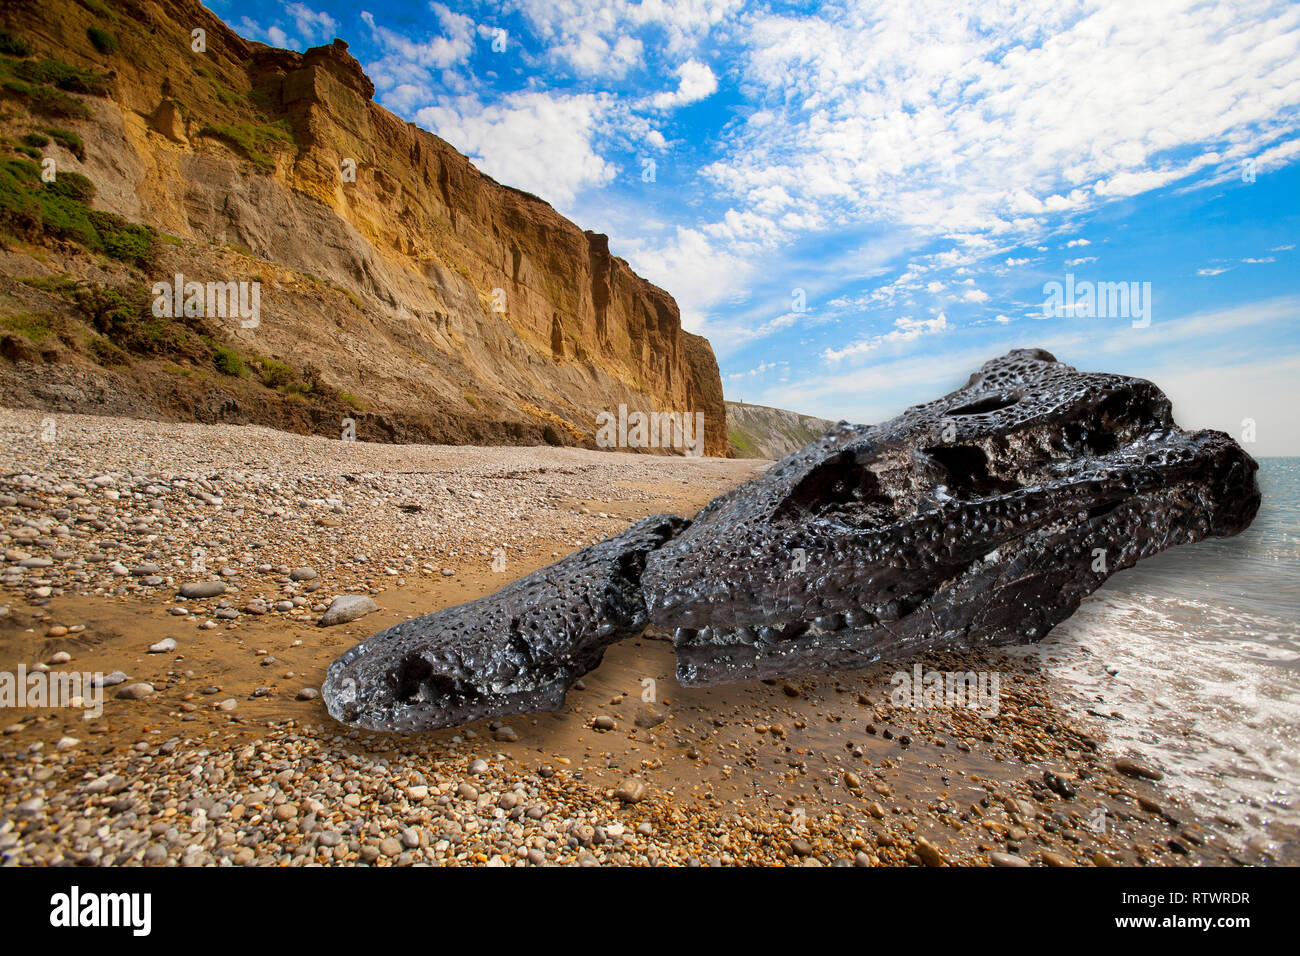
[323,349,1259,730]
[643,348,1260,685]
[323,514,686,731]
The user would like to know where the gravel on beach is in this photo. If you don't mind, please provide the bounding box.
[0,409,1276,866]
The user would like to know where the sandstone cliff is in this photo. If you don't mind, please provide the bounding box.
[0,0,729,456]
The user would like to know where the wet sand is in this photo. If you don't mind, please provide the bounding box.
[0,408,1284,865]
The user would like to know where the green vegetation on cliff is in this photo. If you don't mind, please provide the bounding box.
[0,157,154,267]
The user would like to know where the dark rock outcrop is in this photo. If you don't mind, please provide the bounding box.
[644,349,1259,684]
[324,349,1260,729]
[323,515,686,731]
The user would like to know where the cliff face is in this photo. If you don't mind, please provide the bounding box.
[0,0,729,456]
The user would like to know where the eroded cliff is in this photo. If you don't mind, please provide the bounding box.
[0,0,728,455]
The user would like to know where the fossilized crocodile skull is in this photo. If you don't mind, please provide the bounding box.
[322,349,1259,730]
[643,348,1259,685]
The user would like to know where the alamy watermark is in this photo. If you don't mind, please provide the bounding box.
[595,404,706,456]
[50,886,151,936]
[889,664,1001,715]
[1042,274,1151,328]
[151,272,261,329]
[1,666,104,719]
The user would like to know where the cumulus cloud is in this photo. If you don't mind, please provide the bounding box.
[553,32,644,78]
[695,0,1300,280]
[507,0,743,68]
[650,59,718,109]
[362,3,477,106]
[287,3,337,43]
[416,92,620,206]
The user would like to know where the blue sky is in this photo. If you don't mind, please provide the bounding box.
[210,0,1300,454]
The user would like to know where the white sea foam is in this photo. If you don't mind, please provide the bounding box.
[1009,589,1300,849]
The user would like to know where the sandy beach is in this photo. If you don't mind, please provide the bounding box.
[0,408,1284,866]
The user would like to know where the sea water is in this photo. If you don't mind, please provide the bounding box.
[1009,457,1299,855]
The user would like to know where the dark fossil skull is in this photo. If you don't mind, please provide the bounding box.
[641,348,1259,685]
[323,349,1259,729]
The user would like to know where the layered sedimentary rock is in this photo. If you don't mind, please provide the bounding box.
[645,349,1260,684]
[323,515,686,731]
[0,0,728,454]
[324,350,1259,730]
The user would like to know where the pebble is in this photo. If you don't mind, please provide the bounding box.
[615,777,647,804]
[116,683,155,700]
[318,595,378,626]
[148,637,178,654]
[1114,757,1164,781]
[179,581,228,599]
[915,839,946,867]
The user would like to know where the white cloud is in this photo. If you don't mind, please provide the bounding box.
[771,296,1300,437]
[507,0,743,70]
[684,0,1300,350]
[287,3,337,43]
[623,226,756,335]
[650,59,718,109]
[416,93,619,206]
[822,313,948,363]
[553,32,644,78]
[362,3,477,106]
